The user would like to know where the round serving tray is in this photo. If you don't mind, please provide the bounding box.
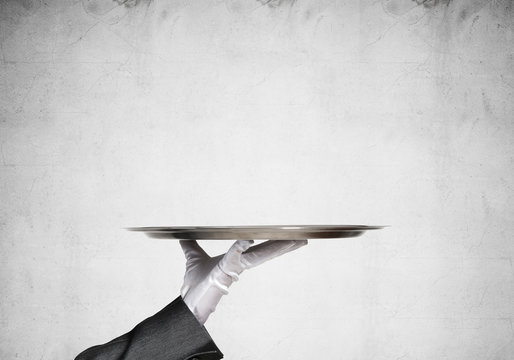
[127,225,385,240]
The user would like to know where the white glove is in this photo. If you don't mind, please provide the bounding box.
[180,239,308,325]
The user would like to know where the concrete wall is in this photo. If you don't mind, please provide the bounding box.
[1,0,513,358]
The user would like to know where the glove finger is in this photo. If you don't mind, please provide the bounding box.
[179,240,209,261]
[219,240,254,280]
[225,240,254,259]
[241,239,308,269]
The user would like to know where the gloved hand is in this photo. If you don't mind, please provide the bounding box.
[180,239,308,324]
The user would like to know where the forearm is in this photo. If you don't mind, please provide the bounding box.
[75,297,223,360]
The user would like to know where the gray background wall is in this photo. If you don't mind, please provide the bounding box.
[1,0,513,358]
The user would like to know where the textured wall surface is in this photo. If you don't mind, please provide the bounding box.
[1,0,513,359]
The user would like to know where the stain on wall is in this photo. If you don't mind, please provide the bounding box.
[257,0,297,7]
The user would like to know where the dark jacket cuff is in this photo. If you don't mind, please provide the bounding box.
[75,296,223,360]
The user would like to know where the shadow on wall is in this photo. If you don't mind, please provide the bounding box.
[77,0,299,25]
[381,0,514,34]
[81,0,298,15]
[1,0,42,16]
[5,0,514,25]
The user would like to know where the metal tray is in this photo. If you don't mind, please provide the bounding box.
[127,225,385,240]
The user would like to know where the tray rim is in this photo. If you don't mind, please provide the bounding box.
[126,225,386,240]
[127,225,387,231]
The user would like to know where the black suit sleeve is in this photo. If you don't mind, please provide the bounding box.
[75,297,223,360]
